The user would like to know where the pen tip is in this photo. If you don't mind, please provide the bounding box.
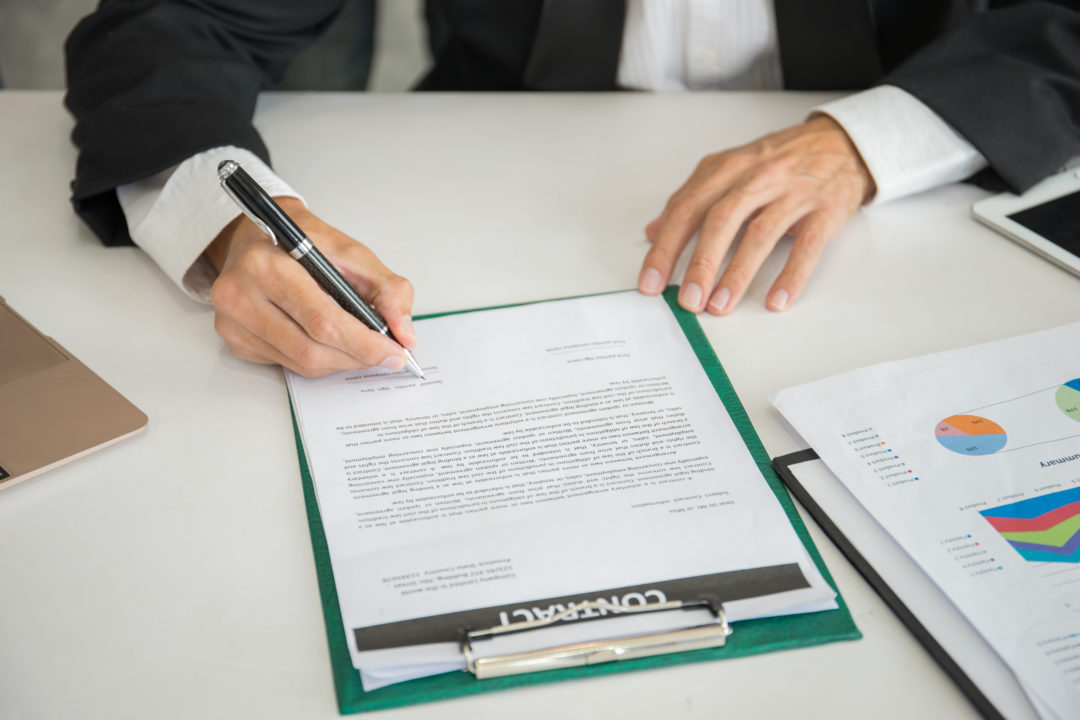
[403,349,425,380]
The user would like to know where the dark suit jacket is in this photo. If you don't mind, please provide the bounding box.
[64,0,1080,247]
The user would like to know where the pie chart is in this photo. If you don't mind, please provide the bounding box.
[1057,379,1080,422]
[935,414,1007,456]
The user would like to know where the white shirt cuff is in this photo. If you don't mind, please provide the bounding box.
[116,146,304,303]
[814,85,989,205]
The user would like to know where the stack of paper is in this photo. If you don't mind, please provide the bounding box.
[774,323,1080,720]
[287,292,838,690]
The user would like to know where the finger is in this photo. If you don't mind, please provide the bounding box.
[321,239,417,348]
[638,161,743,295]
[707,199,809,316]
[264,260,407,367]
[327,239,396,300]
[638,205,701,295]
[257,296,405,376]
[644,211,665,243]
[216,318,306,370]
[367,274,418,348]
[678,185,779,312]
[765,210,837,312]
[638,197,717,295]
[212,251,407,373]
[220,329,280,367]
[219,316,385,377]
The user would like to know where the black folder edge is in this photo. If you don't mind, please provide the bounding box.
[288,288,861,714]
[772,449,1004,720]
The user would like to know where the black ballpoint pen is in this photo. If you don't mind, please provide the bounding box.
[217,160,425,379]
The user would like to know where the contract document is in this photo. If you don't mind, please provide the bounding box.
[774,323,1080,720]
[287,291,836,690]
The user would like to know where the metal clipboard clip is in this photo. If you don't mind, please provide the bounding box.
[459,597,731,679]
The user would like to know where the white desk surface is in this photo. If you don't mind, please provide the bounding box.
[1,91,1077,719]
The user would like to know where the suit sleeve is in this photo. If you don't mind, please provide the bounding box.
[885,1,1080,194]
[64,0,346,246]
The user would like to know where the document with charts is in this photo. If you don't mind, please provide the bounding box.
[774,323,1080,719]
[287,291,837,690]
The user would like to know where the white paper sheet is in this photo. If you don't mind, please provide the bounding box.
[288,292,835,687]
[774,322,1080,720]
[786,457,1041,719]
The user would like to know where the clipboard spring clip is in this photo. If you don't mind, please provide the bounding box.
[459,597,731,679]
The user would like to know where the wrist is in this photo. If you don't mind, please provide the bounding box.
[205,196,308,272]
[808,115,876,204]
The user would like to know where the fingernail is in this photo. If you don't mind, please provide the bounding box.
[769,288,790,311]
[708,287,732,314]
[379,355,406,371]
[638,267,663,294]
[401,317,417,344]
[680,283,703,311]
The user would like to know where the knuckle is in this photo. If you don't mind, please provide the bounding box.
[306,312,339,346]
[666,199,697,225]
[702,203,734,231]
[227,343,256,363]
[687,255,719,276]
[811,194,838,215]
[745,215,781,241]
[235,243,275,275]
[643,245,677,269]
[798,215,834,248]
[695,152,724,174]
[722,149,755,172]
[744,166,782,193]
[294,364,329,379]
[781,258,816,291]
[386,274,414,298]
[801,231,829,252]
[370,274,415,312]
[231,347,263,365]
[294,345,327,378]
[213,314,235,342]
[209,275,241,309]
[255,240,286,267]
[723,266,753,290]
[745,138,771,161]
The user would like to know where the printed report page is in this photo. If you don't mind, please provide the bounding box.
[775,323,1080,719]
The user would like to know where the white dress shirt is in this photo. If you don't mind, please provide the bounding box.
[118,0,988,302]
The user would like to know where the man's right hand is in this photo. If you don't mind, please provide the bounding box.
[205,197,416,377]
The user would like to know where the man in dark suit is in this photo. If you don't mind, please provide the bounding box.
[65,1,1080,376]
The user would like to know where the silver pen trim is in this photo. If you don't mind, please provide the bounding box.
[289,238,313,259]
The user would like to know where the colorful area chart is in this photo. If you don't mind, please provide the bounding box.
[981,487,1080,563]
[935,414,1007,456]
[1057,379,1080,422]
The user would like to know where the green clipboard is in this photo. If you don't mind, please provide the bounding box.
[288,287,860,713]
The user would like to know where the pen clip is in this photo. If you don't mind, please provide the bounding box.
[218,163,278,246]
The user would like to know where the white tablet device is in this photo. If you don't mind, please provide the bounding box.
[971,166,1080,278]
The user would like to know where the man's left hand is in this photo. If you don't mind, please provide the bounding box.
[637,115,875,315]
